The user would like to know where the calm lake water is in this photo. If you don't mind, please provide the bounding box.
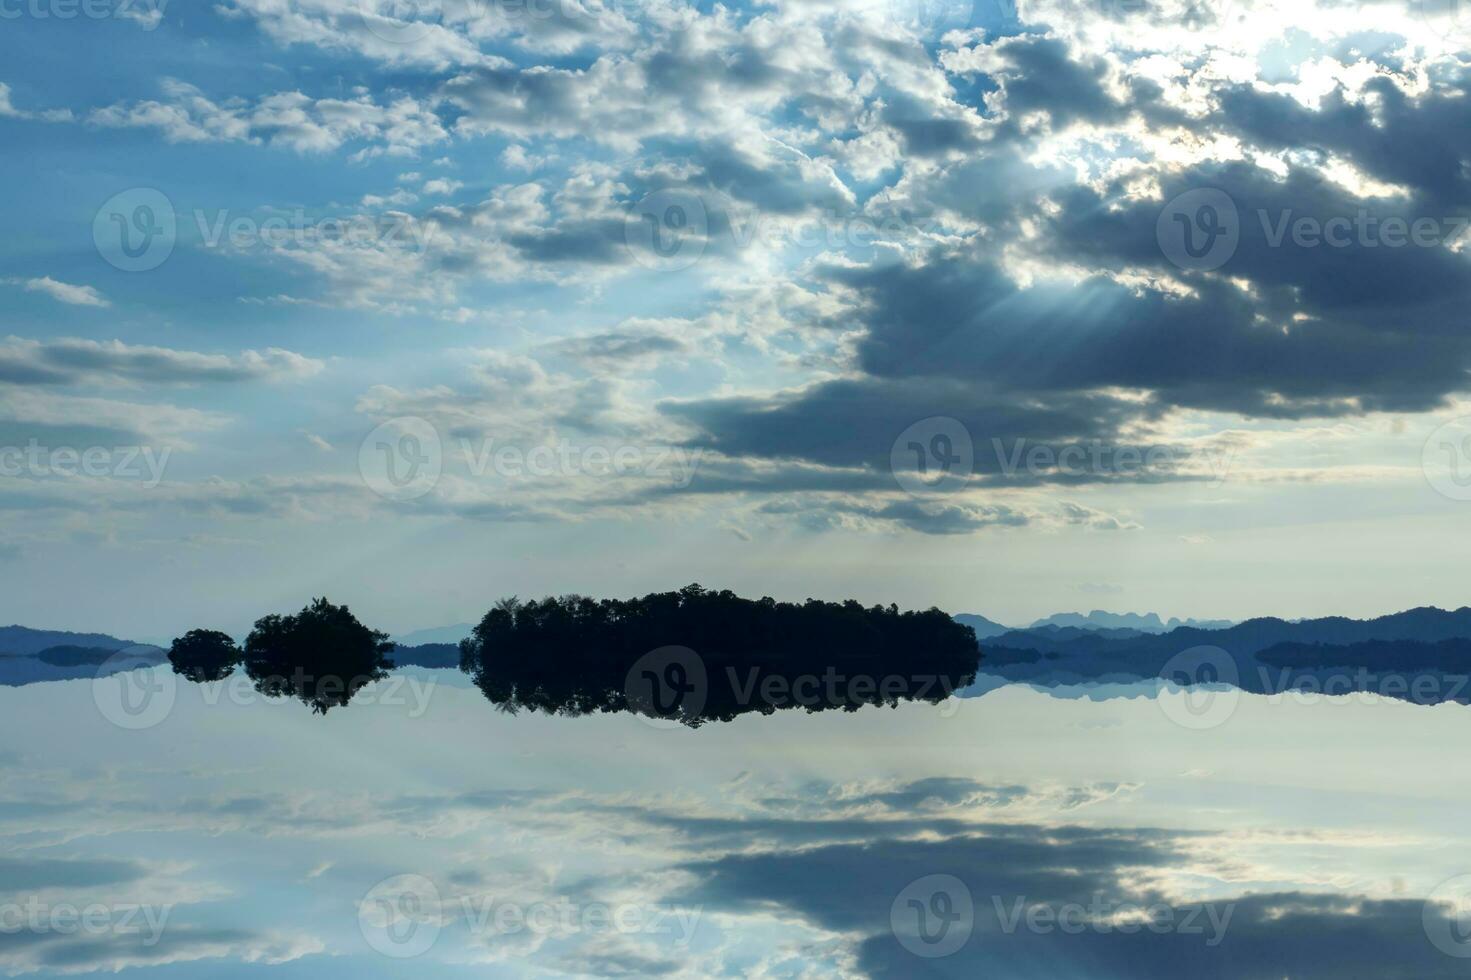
[3,668,1470,978]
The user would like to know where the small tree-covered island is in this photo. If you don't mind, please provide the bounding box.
[168,585,983,724]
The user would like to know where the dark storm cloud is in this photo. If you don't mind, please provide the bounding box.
[982,34,1130,130]
[1210,74,1471,209]
[674,825,1189,930]
[0,857,147,892]
[0,338,319,387]
[669,822,1466,980]
[857,891,1470,979]
[662,376,1147,470]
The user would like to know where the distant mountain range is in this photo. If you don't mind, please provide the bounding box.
[1028,610,1235,632]
[0,625,135,656]
[0,622,463,684]
[953,614,1011,639]
[955,610,1233,638]
[391,624,475,646]
[0,626,164,686]
[12,605,1471,707]
[973,605,1471,706]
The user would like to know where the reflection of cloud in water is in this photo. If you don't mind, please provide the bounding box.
[0,675,1469,977]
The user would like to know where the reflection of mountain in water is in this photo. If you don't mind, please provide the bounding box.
[0,626,165,686]
[970,606,1471,706]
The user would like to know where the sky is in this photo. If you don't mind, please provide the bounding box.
[4,0,1471,640]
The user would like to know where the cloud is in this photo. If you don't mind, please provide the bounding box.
[88,80,448,156]
[0,928,324,977]
[5,278,108,308]
[0,337,324,387]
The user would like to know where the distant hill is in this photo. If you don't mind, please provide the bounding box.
[390,642,461,669]
[0,641,165,686]
[391,624,475,647]
[971,605,1471,705]
[1029,611,1234,633]
[0,625,132,656]
[955,614,1011,639]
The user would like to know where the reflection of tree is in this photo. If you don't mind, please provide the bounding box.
[242,598,394,714]
[168,629,242,682]
[459,584,982,727]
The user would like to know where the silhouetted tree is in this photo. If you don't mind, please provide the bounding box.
[243,598,394,714]
[460,584,981,726]
[168,629,242,682]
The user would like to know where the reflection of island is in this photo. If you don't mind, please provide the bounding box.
[147,598,1471,714]
[460,585,982,726]
[166,598,394,713]
[160,586,980,721]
